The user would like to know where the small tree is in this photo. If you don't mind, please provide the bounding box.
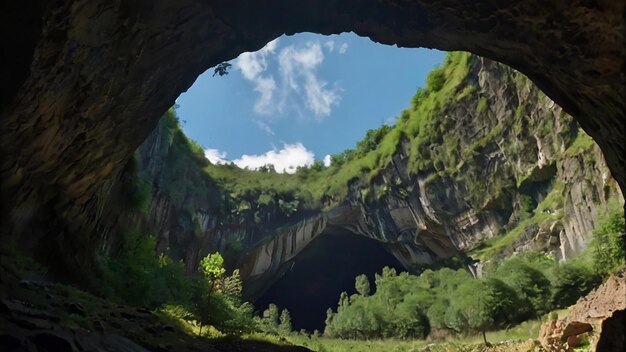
[551,263,600,308]
[592,206,626,276]
[262,304,280,333]
[213,62,232,76]
[324,308,335,337]
[279,309,293,335]
[194,252,226,335]
[447,279,508,345]
[355,274,371,296]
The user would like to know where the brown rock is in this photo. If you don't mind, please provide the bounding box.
[561,321,592,339]
[539,270,626,351]
[566,334,582,348]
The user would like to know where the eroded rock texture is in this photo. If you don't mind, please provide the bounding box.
[539,270,626,351]
[128,56,621,300]
[0,1,624,281]
[0,280,311,352]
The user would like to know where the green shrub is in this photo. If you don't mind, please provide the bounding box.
[591,204,626,276]
[477,97,488,114]
[550,262,600,308]
[426,67,446,92]
[492,259,552,318]
[98,230,191,308]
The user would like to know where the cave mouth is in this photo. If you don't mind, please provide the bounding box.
[254,230,406,332]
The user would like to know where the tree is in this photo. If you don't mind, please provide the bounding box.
[258,164,276,173]
[591,206,626,276]
[194,252,226,334]
[213,62,232,76]
[355,274,371,296]
[447,279,495,345]
[262,304,280,333]
[324,308,335,337]
[425,66,446,92]
[279,309,293,335]
[551,263,600,308]
[222,269,242,299]
[494,259,551,318]
[310,160,325,172]
[356,125,392,156]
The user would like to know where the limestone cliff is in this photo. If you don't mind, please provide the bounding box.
[1,0,624,294]
[130,54,622,298]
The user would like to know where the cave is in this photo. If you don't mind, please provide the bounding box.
[254,230,405,332]
[0,1,624,347]
[0,3,624,269]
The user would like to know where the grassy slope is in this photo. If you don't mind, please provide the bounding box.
[164,52,474,208]
[160,51,613,265]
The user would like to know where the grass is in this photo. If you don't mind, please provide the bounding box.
[160,49,576,219]
[176,53,474,208]
[283,313,557,352]
[535,181,564,214]
[470,212,553,262]
[563,128,595,157]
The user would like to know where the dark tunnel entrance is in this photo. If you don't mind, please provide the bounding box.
[254,231,406,332]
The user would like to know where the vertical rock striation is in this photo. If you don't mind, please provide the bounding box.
[127,56,622,298]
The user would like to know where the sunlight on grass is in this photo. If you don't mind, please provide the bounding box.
[470,212,552,262]
[284,310,567,352]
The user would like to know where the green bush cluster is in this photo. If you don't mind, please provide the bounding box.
[324,252,602,341]
[98,229,191,308]
[255,303,294,336]
[591,203,626,276]
[191,253,257,335]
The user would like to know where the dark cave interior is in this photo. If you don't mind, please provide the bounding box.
[254,231,406,332]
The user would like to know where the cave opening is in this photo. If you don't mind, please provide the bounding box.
[254,230,406,332]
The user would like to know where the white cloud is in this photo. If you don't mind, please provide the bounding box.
[204,148,228,164]
[278,42,340,119]
[304,74,340,117]
[236,38,342,120]
[252,76,277,115]
[233,143,315,174]
[338,43,348,54]
[237,39,278,80]
[324,40,335,53]
[323,154,332,167]
[236,39,279,115]
[254,119,275,135]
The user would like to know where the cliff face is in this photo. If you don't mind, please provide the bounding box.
[1,1,624,290]
[338,57,623,268]
[131,55,622,299]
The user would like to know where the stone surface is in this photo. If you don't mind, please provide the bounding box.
[539,270,626,351]
[0,0,624,285]
[130,56,622,299]
[0,279,311,352]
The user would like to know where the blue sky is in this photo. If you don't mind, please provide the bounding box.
[176,32,444,173]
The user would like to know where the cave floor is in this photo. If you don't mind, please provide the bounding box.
[0,269,310,352]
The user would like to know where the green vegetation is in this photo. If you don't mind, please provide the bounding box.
[150,48,592,223]
[289,334,537,352]
[319,200,625,345]
[181,52,479,205]
[591,202,626,276]
[124,156,153,215]
[192,254,256,335]
[86,48,622,350]
[323,251,601,344]
[470,212,550,262]
[564,128,595,157]
[98,229,191,308]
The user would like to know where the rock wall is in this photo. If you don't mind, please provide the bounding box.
[130,56,622,298]
[539,270,626,351]
[0,1,624,287]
